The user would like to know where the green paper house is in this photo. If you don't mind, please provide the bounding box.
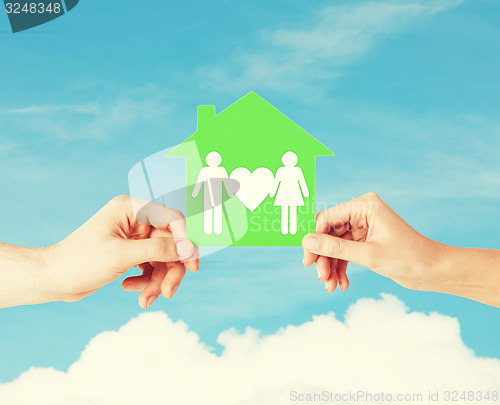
[167,92,334,247]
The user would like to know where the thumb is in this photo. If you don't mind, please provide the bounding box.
[302,233,374,269]
[118,237,195,269]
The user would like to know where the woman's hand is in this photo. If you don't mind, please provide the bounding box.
[302,193,452,293]
[302,193,500,308]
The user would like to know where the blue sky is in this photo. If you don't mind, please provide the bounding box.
[0,0,499,383]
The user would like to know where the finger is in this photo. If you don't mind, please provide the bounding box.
[314,194,377,233]
[336,231,353,291]
[138,262,154,273]
[122,274,151,292]
[315,194,380,242]
[326,258,339,293]
[148,228,199,273]
[149,203,200,268]
[123,264,154,291]
[336,260,349,291]
[320,225,349,279]
[315,203,353,234]
[118,237,195,269]
[304,219,350,267]
[302,233,374,268]
[139,263,168,309]
[185,255,200,273]
[314,255,331,282]
[303,249,317,267]
[177,243,199,273]
[161,262,186,298]
[134,200,200,269]
[134,200,184,232]
[331,222,351,236]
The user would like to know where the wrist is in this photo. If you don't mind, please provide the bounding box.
[430,246,500,307]
[0,243,55,308]
[425,243,459,294]
[33,245,60,304]
[417,242,480,300]
[409,239,457,293]
[21,245,57,305]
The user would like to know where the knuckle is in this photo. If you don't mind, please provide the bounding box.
[363,192,380,202]
[149,238,169,258]
[167,208,186,224]
[315,210,327,228]
[363,244,378,268]
[107,240,130,267]
[352,219,367,233]
[108,194,131,211]
[315,211,323,222]
[112,194,129,206]
[325,236,343,258]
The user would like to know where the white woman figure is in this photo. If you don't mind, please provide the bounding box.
[269,151,309,235]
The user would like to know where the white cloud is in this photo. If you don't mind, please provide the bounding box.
[316,110,500,205]
[0,86,171,140]
[199,0,463,97]
[1,294,498,404]
[0,136,18,157]
[3,103,101,115]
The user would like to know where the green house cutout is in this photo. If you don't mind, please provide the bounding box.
[167,92,334,247]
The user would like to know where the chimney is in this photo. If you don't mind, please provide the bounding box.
[197,105,215,131]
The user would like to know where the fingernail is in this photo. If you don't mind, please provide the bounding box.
[146,296,156,308]
[302,255,305,266]
[176,240,194,259]
[317,267,321,280]
[325,282,329,292]
[339,282,344,291]
[303,237,319,251]
[171,285,179,297]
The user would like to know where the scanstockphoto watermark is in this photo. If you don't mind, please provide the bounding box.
[248,198,379,234]
[289,390,499,403]
[127,141,381,256]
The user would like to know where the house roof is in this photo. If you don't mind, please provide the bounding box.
[167,92,334,159]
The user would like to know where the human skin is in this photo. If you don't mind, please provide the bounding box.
[2,193,499,309]
[302,192,500,308]
[0,195,199,309]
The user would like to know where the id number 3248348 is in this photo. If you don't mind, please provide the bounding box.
[5,2,62,14]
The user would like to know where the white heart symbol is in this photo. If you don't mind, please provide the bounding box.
[230,167,275,212]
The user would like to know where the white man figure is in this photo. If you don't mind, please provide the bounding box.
[269,151,309,235]
[192,151,235,235]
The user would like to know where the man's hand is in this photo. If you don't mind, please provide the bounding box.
[43,195,199,308]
